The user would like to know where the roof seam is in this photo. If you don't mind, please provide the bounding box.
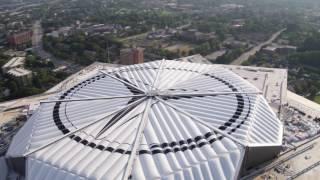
[159,91,262,97]
[40,95,144,104]
[233,147,247,180]
[23,98,146,157]
[24,108,42,154]
[163,63,218,90]
[121,98,153,180]
[245,96,264,145]
[156,148,242,178]
[155,97,247,148]
[151,59,166,90]
[28,157,88,180]
[100,70,145,93]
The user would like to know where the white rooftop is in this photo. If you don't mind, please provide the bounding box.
[2,57,25,69]
[263,44,297,52]
[7,68,32,77]
[218,65,288,105]
[7,60,282,180]
[3,50,26,57]
[177,54,211,64]
[175,56,288,108]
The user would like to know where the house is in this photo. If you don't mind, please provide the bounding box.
[7,68,32,85]
[2,57,26,73]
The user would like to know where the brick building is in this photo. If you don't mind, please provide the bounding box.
[7,31,33,47]
[120,48,144,65]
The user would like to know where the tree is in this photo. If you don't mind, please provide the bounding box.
[33,75,42,89]
[298,33,320,52]
[8,81,18,96]
[181,50,187,57]
[25,55,37,68]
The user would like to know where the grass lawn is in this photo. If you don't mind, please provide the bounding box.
[314,95,320,104]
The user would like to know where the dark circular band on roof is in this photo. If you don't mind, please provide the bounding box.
[52,66,251,155]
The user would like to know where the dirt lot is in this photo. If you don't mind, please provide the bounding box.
[165,43,193,54]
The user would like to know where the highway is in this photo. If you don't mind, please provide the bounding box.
[231,28,287,65]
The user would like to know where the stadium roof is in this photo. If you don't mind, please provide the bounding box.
[7,60,283,180]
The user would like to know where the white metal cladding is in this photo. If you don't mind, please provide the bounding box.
[7,60,282,180]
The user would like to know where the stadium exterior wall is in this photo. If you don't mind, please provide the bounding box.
[240,145,282,175]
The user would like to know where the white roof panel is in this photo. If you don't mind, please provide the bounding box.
[7,60,282,180]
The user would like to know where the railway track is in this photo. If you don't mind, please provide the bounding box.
[241,144,315,179]
[288,160,320,180]
[242,133,320,179]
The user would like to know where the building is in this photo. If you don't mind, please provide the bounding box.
[2,57,26,73]
[5,60,283,180]
[3,49,26,57]
[120,47,144,65]
[46,31,59,38]
[223,37,249,49]
[7,31,33,47]
[262,44,297,55]
[220,3,244,11]
[7,68,32,85]
[231,19,245,28]
[0,24,6,45]
[147,28,177,40]
[205,50,227,62]
[0,24,5,31]
[2,56,32,85]
[177,54,212,64]
[179,29,216,42]
[58,26,72,37]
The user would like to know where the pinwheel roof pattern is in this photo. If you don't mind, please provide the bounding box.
[6,60,283,180]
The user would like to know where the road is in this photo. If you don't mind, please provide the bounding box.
[119,32,148,42]
[32,20,42,48]
[231,28,287,65]
[32,20,83,72]
[0,3,42,15]
[31,0,83,72]
[32,20,65,66]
